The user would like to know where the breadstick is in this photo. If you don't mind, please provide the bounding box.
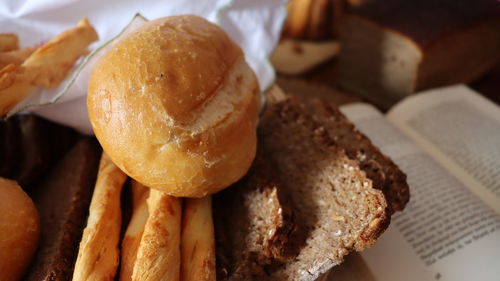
[308,0,330,40]
[0,46,37,69]
[285,0,313,38]
[73,153,127,281]
[130,179,149,207]
[132,189,182,281]
[120,180,150,281]
[284,0,297,37]
[181,196,216,281]
[21,18,98,88]
[0,33,19,52]
[0,18,98,116]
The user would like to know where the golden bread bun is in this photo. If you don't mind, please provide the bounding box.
[0,178,40,281]
[88,15,260,197]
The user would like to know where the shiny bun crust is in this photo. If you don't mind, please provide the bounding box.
[88,15,260,197]
[0,178,40,281]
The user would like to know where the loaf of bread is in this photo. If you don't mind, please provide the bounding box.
[214,95,409,280]
[88,15,260,197]
[337,0,500,107]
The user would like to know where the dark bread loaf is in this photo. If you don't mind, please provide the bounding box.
[337,0,500,107]
[0,117,21,178]
[16,115,78,188]
[0,115,78,188]
[25,138,101,281]
[214,96,409,280]
[346,0,500,47]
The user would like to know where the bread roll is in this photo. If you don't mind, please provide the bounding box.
[88,15,260,197]
[0,178,39,281]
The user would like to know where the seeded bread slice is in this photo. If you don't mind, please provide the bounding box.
[215,97,409,281]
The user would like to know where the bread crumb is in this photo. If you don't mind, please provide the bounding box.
[331,215,345,222]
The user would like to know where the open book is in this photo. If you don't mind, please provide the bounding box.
[339,85,500,281]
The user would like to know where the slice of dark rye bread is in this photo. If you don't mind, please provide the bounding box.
[0,115,78,188]
[214,97,409,281]
[24,138,101,281]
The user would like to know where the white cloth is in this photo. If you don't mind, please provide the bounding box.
[0,0,286,134]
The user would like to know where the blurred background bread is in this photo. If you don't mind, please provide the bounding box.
[0,178,39,281]
[88,15,260,197]
[283,0,337,40]
[282,0,369,40]
[336,0,500,107]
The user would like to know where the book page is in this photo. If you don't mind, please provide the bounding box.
[387,85,500,214]
[341,103,500,281]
